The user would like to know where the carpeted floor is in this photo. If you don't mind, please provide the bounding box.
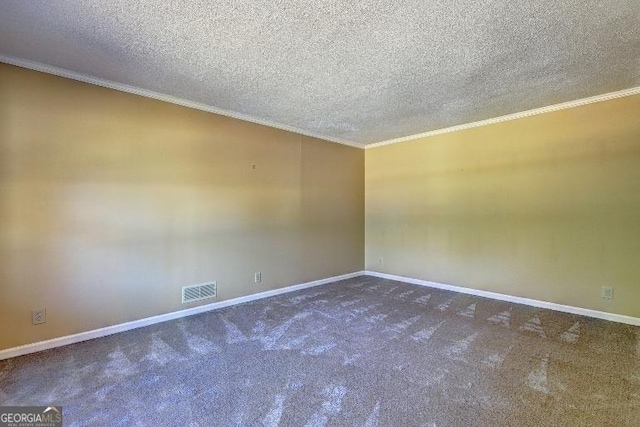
[1,276,639,426]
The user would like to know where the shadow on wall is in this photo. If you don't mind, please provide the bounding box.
[0,63,364,350]
[365,95,640,318]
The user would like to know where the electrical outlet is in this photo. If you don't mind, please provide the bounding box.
[254,272,261,283]
[32,309,46,325]
[601,286,613,300]
[379,257,384,265]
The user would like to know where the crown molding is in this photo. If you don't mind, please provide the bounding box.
[4,54,638,151]
[365,86,640,149]
[0,54,365,149]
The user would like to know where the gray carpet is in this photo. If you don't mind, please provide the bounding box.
[1,276,639,426]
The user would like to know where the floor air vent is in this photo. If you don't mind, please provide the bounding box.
[182,282,217,304]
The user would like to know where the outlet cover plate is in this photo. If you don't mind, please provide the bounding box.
[32,309,46,325]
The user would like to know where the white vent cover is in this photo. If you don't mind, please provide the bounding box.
[182,282,217,304]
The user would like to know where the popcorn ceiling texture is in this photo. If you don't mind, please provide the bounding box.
[1,1,639,145]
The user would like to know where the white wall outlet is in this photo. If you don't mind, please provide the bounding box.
[32,309,46,325]
[601,286,613,300]
[254,272,261,283]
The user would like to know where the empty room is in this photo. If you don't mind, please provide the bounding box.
[1,1,639,426]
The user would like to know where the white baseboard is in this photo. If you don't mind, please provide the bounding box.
[365,271,640,326]
[0,271,366,360]
[5,269,636,360]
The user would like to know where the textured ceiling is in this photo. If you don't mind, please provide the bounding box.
[1,1,639,146]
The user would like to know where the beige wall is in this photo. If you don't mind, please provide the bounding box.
[0,64,364,350]
[366,94,640,318]
[2,61,639,352]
